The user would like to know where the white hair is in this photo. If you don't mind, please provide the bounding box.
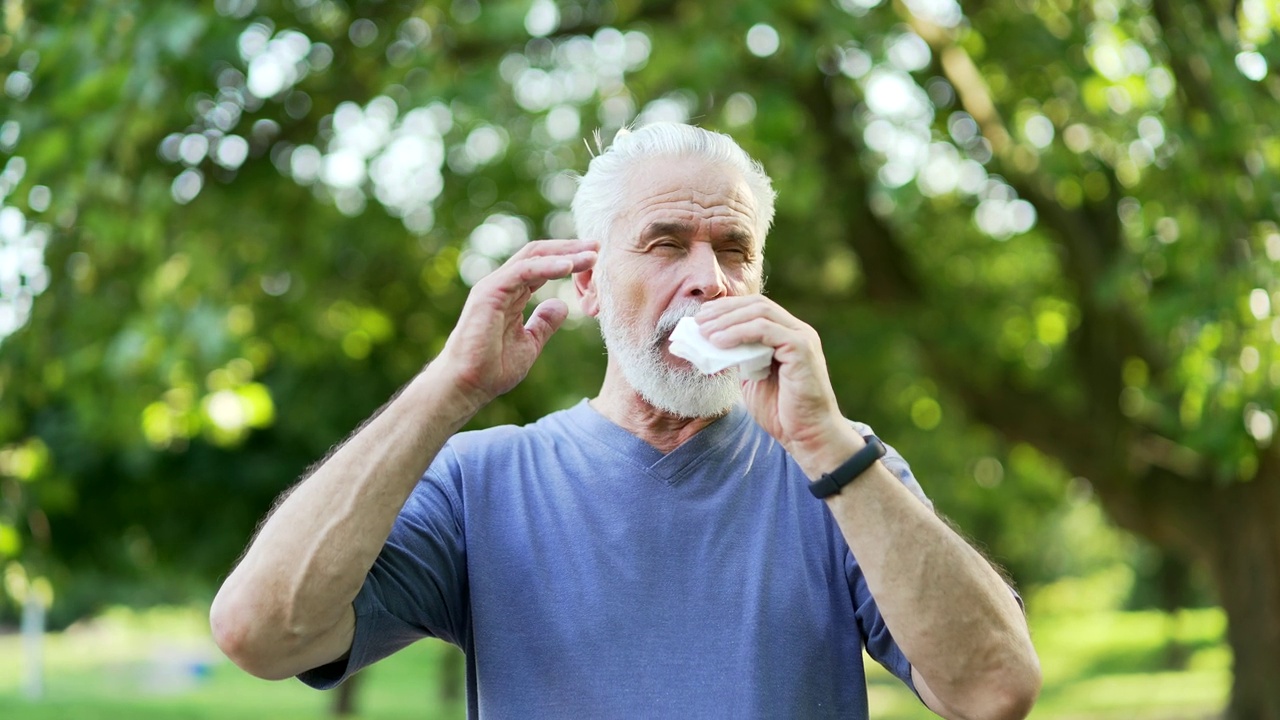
[571,123,777,249]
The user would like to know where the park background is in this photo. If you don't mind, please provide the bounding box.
[1,0,1278,717]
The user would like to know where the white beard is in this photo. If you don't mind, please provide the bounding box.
[596,278,742,419]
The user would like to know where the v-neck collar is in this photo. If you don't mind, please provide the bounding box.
[562,399,753,485]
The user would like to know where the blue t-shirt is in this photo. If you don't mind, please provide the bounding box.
[300,400,931,718]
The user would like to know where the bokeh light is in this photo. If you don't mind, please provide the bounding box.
[0,204,50,339]
[1235,51,1268,81]
[745,24,779,58]
[459,214,531,286]
[525,0,559,37]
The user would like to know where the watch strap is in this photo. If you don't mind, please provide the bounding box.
[807,435,887,499]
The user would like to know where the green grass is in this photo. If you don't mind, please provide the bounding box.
[867,607,1230,719]
[0,606,464,720]
[0,606,1230,718]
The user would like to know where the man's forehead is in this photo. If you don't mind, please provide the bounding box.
[625,157,752,198]
[620,203,757,246]
[618,158,758,231]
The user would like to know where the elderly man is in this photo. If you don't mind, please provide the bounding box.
[211,123,1041,718]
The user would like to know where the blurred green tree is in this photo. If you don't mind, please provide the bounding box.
[0,0,1277,716]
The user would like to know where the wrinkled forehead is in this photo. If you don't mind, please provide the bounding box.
[613,156,760,244]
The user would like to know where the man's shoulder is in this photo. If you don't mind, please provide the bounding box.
[444,401,587,455]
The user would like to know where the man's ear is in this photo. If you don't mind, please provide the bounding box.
[574,265,600,318]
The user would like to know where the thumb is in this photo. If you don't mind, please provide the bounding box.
[524,298,569,352]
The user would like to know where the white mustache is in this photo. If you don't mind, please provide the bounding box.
[652,301,705,348]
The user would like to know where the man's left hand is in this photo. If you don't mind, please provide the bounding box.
[693,295,863,473]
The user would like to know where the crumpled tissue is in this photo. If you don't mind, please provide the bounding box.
[668,316,774,381]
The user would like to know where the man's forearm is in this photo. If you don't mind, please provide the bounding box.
[210,364,479,680]
[797,430,1040,719]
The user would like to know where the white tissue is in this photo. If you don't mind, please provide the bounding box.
[668,316,775,381]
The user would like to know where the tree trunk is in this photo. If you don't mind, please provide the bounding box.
[1087,454,1280,720]
[1204,469,1280,720]
[1155,553,1193,670]
[332,671,361,717]
[440,644,463,703]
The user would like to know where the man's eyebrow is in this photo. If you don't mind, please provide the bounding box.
[719,227,755,247]
[640,221,694,241]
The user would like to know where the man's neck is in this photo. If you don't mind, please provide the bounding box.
[590,370,727,454]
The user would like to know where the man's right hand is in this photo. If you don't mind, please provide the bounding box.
[210,238,596,681]
[434,239,599,413]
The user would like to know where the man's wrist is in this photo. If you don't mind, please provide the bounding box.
[807,436,886,499]
[410,363,489,429]
[789,422,867,480]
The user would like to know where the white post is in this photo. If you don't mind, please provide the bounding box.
[21,592,45,699]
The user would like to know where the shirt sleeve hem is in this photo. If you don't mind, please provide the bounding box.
[295,580,381,689]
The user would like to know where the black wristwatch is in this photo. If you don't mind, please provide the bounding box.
[807,435,887,499]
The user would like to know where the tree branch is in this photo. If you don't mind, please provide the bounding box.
[792,73,924,305]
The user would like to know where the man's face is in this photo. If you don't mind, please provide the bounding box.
[581,155,764,418]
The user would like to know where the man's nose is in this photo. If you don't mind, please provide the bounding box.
[686,244,728,299]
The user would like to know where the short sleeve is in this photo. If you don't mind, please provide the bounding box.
[297,449,470,688]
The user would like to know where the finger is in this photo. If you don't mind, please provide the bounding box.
[694,294,765,320]
[512,251,597,283]
[704,316,806,351]
[565,249,598,273]
[515,239,600,259]
[694,295,796,328]
[489,253,593,296]
[697,299,805,337]
[524,298,569,351]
